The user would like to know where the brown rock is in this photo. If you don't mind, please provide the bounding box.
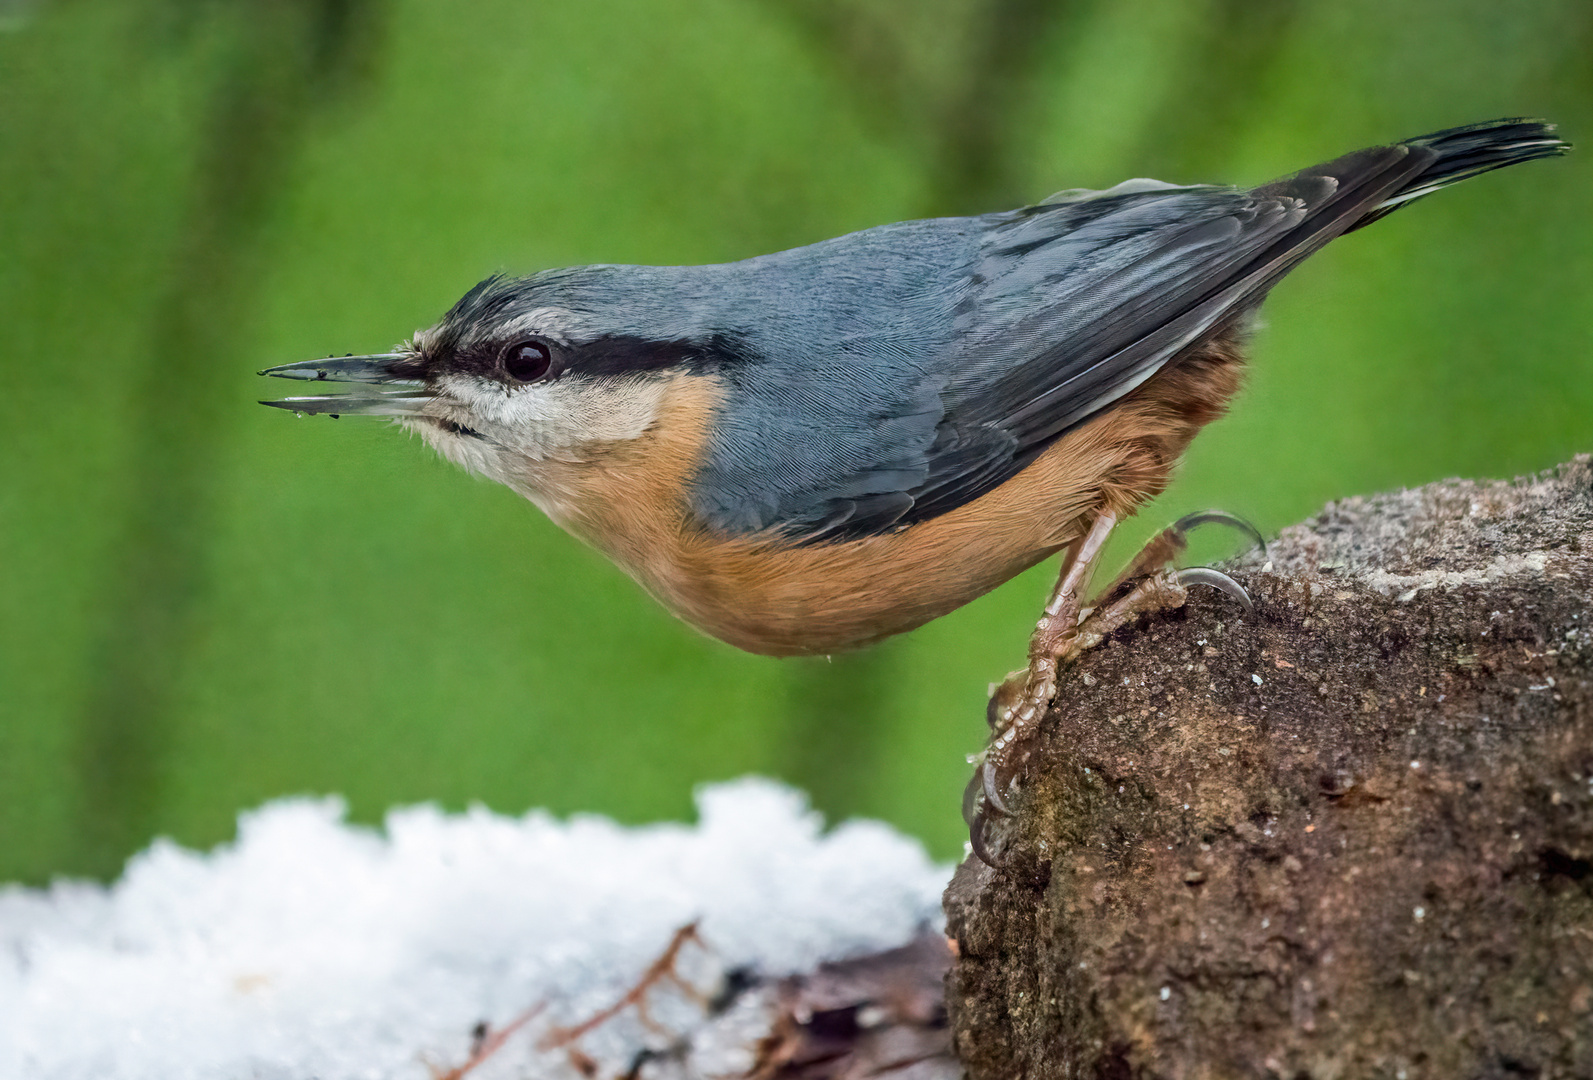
[945,457,1593,1079]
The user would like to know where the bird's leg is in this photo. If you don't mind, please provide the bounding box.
[978,512,1117,817]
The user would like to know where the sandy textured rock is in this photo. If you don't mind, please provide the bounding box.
[945,457,1593,1080]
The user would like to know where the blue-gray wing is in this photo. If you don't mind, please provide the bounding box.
[898,144,1427,527]
[695,142,1430,541]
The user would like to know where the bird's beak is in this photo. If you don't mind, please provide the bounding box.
[258,353,431,417]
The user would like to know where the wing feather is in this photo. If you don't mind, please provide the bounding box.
[681,122,1563,543]
[890,147,1421,528]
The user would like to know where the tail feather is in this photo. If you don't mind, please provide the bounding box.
[1349,118,1570,231]
[1229,118,1569,306]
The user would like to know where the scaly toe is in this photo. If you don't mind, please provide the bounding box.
[985,669,1027,732]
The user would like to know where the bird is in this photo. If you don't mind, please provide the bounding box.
[262,118,1567,851]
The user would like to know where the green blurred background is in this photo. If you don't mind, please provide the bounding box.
[2,0,1588,882]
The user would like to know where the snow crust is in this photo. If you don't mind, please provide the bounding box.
[0,778,949,1080]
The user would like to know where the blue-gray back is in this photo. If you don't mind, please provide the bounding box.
[496,136,1462,541]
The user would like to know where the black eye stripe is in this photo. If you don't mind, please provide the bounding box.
[424,331,755,382]
[560,333,755,377]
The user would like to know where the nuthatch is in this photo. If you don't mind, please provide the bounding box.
[263,119,1566,849]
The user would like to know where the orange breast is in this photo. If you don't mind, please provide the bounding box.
[514,337,1243,656]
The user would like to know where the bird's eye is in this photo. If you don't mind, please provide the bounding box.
[503,340,552,382]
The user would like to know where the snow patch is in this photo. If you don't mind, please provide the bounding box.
[0,778,949,1080]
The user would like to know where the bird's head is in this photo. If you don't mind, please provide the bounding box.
[261,272,724,520]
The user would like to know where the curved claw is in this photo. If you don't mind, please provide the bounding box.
[981,759,1012,817]
[1171,509,1267,558]
[968,809,1008,869]
[961,768,982,826]
[1175,566,1253,611]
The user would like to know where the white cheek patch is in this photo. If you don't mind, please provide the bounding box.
[397,414,593,527]
[401,417,499,478]
[423,372,673,465]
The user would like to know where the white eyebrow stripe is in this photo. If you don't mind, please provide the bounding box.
[495,307,596,346]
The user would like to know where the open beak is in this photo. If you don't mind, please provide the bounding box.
[258,353,431,417]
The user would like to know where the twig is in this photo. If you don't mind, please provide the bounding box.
[537,923,706,1051]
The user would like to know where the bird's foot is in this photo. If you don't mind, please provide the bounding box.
[1074,564,1251,651]
[965,517,1110,867]
[966,664,1048,867]
[972,510,1121,822]
[1067,509,1260,654]
[976,650,1062,817]
[965,511,1262,867]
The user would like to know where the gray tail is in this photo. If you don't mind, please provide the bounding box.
[1347,118,1570,231]
[1233,117,1569,307]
